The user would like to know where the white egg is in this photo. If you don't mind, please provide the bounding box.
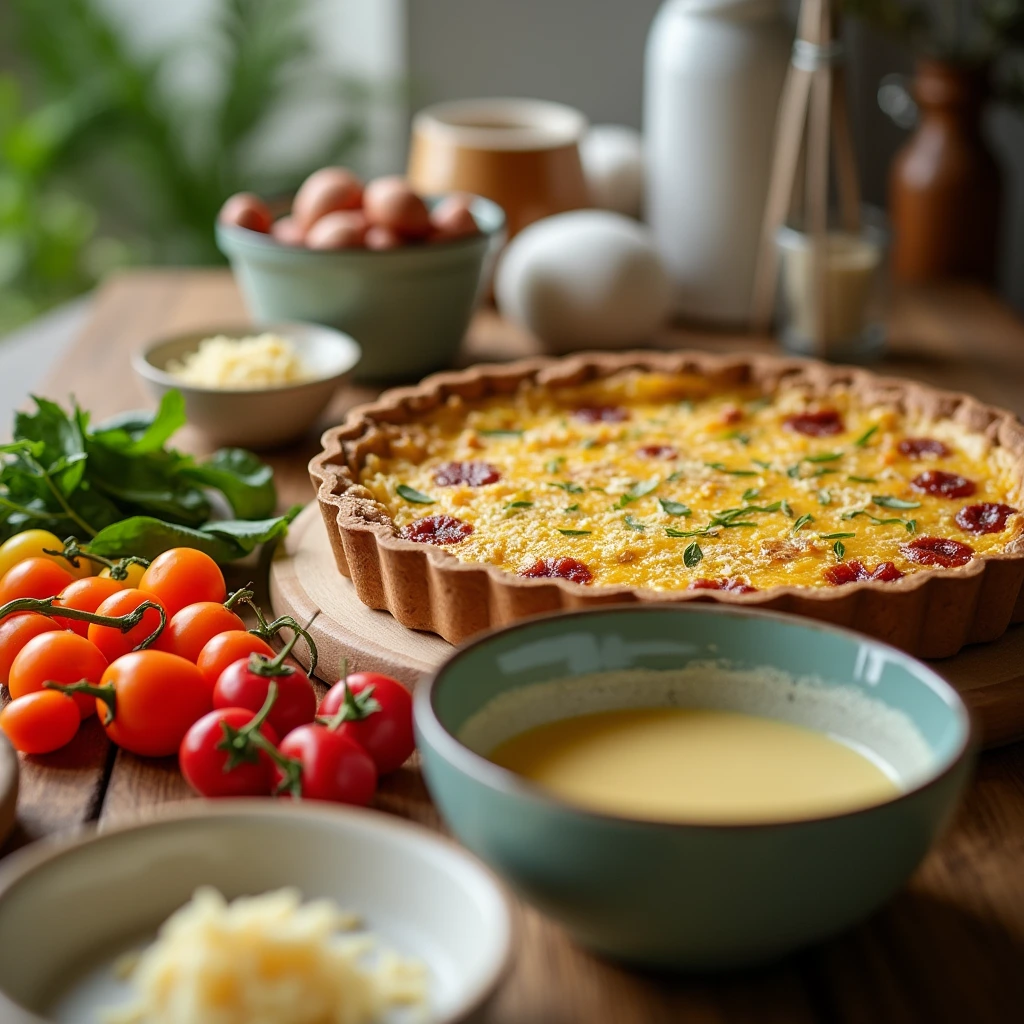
[496,210,672,353]
[579,125,644,217]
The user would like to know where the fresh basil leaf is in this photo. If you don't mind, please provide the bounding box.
[666,525,718,538]
[396,484,435,504]
[15,396,84,470]
[872,495,921,510]
[92,391,187,455]
[683,541,703,568]
[658,497,691,517]
[833,540,846,560]
[623,514,646,532]
[558,529,592,536]
[182,448,277,520]
[618,478,659,507]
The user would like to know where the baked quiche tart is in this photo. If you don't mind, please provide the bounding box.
[311,353,1024,657]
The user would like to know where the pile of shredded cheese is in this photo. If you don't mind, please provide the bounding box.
[105,887,427,1024]
[167,334,310,389]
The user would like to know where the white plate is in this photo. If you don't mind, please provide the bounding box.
[0,802,515,1023]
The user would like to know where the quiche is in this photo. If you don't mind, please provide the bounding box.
[311,353,1024,657]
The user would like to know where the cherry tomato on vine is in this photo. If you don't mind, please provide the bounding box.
[9,631,107,718]
[0,558,76,605]
[157,602,245,662]
[319,672,414,774]
[139,549,226,618]
[197,631,275,689]
[0,530,91,581]
[79,651,211,757]
[54,576,125,636]
[86,589,166,663]
[179,708,281,798]
[0,613,61,684]
[276,724,377,805]
[213,657,316,739]
[99,562,147,588]
[0,690,80,754]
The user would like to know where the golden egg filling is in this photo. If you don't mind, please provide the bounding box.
[357,371,1022,593]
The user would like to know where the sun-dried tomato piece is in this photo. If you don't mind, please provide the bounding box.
[433,460,501,487]
[898,437,951,459]
[784,410,844,436]
[637,444,678,459]
[687,577,758,594]
[573,405,629,424]
[910,470,976,499]
[955,502,1018,534]
[518,557,593,585]
[824,561,905,586]
[901,536,974,568]
[399,515,474,546]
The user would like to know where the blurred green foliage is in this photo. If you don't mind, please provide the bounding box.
[0,0,373,333]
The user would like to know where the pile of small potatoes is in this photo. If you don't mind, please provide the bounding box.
[218,167,480,251]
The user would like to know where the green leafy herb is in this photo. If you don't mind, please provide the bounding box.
[833,540,846,560]
[811,468,837,477]
[580,438,599,450]
[564,503,580,512]
[906,519,918,534]
[623,514,646,532]
[752,459,773,470]
[872,495,921,510]
[721,430,751,445]
[843,510,917,533]
[805,451,843,463]
[705,463,759,477]
[742,488,760,502]
[792,513,815,532]
[666,525,719,539]
[818,490,832,505]
[617,478,660,507]
[853,424,879,447]
[819,532,856,540]
[786,463,802,478]
[545,457,566,473]
[848,475,878,484]
[558,529,592,536]
[504,500,533,510]
[683,541,703,568]
[709,503,782,529]
[780,499,794,517]
[396,484,435,504]
[479,429,523,438]
[666,470,686,483]
[658,497,691,517]
[549,481,585,494]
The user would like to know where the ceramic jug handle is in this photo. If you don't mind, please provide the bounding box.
[878,73,918,130]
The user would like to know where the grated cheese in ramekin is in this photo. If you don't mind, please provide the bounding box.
[166,334,310,389]
[104,887,427,1024]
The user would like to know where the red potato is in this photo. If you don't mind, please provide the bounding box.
[218,192,273,233]
[365,225,403,251]
[293,167,364,230]
[271,216,306,246]
[363,176,431,240]
[430,195,479,240]
[306,211,368,250]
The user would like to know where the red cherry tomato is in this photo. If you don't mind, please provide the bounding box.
[276,724,377,805]
[8,631,107,718]
[197,631,275,689]
[157,602,245,662]
[86,650,211,757]
[319,673,414,774]
[87,589,166,663]
[0,613,61,684]
[179,708,280,798]
[138,548,226,618]
[0,690,80,754]
[54,576,125,635]
[213,657,317,740]
[0,557,76,604]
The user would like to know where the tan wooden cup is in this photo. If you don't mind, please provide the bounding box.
[408,98,589,238]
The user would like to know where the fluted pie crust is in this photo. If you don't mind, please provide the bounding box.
[310,352,1024,658]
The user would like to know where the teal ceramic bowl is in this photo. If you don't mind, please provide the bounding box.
[415,605,974,971]
[216,196,505,383]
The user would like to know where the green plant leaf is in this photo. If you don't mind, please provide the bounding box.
[872,495,921,510]
[623,514,646,532]
[792,513,815,532]
[853,424,879,447]
[91,390,186,455]
[558,529,591,536]
[549,481,585,494]
[705,462,758,477]
[683,541,703,568]
[833,540,846,560]
[182,447,277,519]
[396,484,435,504]
[666,525,718,538]
[805,451,842,463]
[658,497,691,517]
[617,478,660,507]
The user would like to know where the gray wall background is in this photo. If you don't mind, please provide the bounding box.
[406,0,1024,313]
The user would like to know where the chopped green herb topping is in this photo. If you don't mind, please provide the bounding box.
[742,488,760,502]
[396,484,435,504]
[872,495,921,510]
[853,424,879,447]
[805,451,843,463]
[545,457,566,473]
[558,529,592,536]
[819,532,856,540]
[848,476,878,484]
[818,490,832,505]
[683,541,703,568]
[549,481,585,494]
[479,429,523,438]
[666,525,719,539]
[833,540,846,560]
[658,497,692,517]
[623,514,646,532]
[792,513,815,532]
[705,462,759,477]
[617,478,660,507]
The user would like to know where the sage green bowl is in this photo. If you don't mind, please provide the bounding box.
[216,195,505,383]
[415,605,974,972]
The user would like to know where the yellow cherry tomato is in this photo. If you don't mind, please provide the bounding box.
[0,530,92,581]
[100,561,147,588]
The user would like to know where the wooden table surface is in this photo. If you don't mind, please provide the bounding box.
[7,269,1024,1022]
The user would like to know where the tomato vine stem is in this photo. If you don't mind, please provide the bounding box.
[0,597,166,650]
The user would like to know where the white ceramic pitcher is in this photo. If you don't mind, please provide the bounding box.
[644,0,790,326]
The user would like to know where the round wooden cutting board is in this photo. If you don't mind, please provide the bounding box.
[270,503,1024,749]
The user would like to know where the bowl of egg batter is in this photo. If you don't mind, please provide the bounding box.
[414,605,974,971]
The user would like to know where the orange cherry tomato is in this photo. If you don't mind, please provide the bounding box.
[139,549,226,618]
[0,613,61,684]
[87,589,166,663]
[93,651,211,757]
[0,558,76,605]
[196,630,275,689]
[100,562,147,588]
[157,602,245,662]
[9,631,107,719]
[0,690,80,754]
[54,576,125,636]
